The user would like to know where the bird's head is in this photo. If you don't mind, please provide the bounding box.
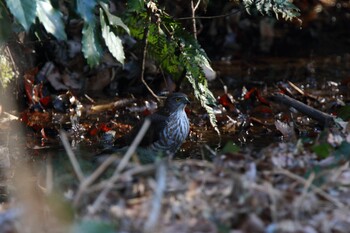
[164,92,190,112]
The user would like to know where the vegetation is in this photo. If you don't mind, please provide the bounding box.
[0,53,15,88]
[2,0,350,232]
[0,0,300,131]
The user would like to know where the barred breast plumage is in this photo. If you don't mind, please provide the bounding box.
[114,92,190,159]
[148,105,190,154]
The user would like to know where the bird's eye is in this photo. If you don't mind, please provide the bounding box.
[176,98,181,102]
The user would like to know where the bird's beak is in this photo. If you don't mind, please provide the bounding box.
[185,98,190,104]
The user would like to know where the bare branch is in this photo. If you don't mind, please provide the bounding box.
[89,118,151,214]
[60,130,84,182]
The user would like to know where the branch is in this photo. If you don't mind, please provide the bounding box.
[271,93,335,127]
[89,118,151,214]
[60,130,84,182]
[144,161,167,232]
[176,9,240,20]
[140,11,160,101]
[190,0,201,39]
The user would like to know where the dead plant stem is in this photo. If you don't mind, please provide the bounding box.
[176,9,240,20]
[89,119,151,214]
[190,0,201,39]
[87,164,156,193]
[144,161,167,233]
[73,155,118,207]
[140,12,160,101]
[273,169,345,208]
[60,130,84,182]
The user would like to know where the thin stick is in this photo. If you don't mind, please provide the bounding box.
[190,0,200,39]
[287,81,317,100]
[271,93,335,127]
[176,9,240,20]
[5,46,19,76]
[73,155,118,207]
[293,172,315,219]
[45,155,53,194]
[60,130,84,182]
[89,119,151,213]
[87,163,156,193]
[140,12,160,101]
[144,161,167,233]
[84,94,95,104]
[272,169,344,208]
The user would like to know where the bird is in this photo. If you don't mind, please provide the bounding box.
[111,92,191,163]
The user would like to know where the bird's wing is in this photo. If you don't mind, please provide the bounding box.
[142,112,168,146]
[114,112,168,148]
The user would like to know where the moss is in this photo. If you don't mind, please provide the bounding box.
[0,54,15,89]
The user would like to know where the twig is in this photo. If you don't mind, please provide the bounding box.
[271,93,335,127]
[90,98,135,112]
[45,155,53,194]
[73,155,118,207]
[88,119,151,214]
[87,164,156,193]
[176,9,240,20]
[60,130,84,182]
[144,160,167,233]
[3,112,19,120]
[194,0,201,10]
[287,81,305,96]
[140,11,160,101]
[272,169,345,208]
[5,46,19,76]
[249,182,281,222]
[173,159,215,169]
[293,172,315,219]
[84,94,95,104]
[287,81,318,100]
[190,0,200,39]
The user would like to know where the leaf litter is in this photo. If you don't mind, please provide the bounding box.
[1,55,350,232]
[1,4,350,231]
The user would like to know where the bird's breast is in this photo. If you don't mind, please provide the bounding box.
[149,110,189,154]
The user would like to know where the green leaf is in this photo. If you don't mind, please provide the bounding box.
[337,105,350,121]
[81,22,103,67]
[100,2,130,34]
[4,0,36,31]
[73,220,115,233]
[242,0,300,21]
[222,141,240,154]
[100,8,125,64]
[187,72,219,135]
[127,0,145,13]
[0,54,15,88]
[76,0,97,22]
[312,143,332,159]
[124,4,219,133]
[0,4,11,44]
[177,33,219,134]
[36,0,67,40]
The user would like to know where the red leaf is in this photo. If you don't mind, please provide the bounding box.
[142,109,151,116]
[244,87,257,100]
[100,123,111,132]
[218,93,235,111]
[255,90,270,105]
[20,111,29,124]
[89,127,99,136]
[23,68,39,103]
[40,96,52,107]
